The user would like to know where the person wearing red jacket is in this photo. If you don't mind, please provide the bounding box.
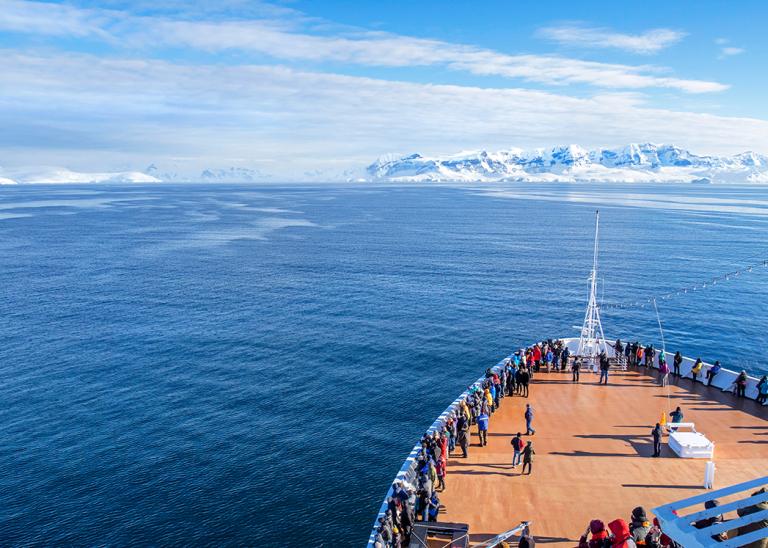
[532,345,542,371]
[608,519,637,548]
[579,519,610,548]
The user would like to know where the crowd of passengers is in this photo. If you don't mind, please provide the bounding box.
[373,339,768,548]
[580,492,768,548]
[373,340,568,548]
[614,339,768,402]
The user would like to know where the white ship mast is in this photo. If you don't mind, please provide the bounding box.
[577,210,607,368]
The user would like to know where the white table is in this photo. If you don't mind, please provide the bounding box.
[666,423,715,459]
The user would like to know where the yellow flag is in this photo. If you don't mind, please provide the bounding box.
[660,411,667,426]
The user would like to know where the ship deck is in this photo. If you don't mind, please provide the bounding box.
[438,368,768,546]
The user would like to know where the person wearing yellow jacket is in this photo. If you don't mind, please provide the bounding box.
[691,358,704,382]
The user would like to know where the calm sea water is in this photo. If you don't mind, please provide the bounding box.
[1,183,767,546]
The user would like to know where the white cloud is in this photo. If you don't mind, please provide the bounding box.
[0,0,112,37]
[538,24,686,54]
[719,46,745,58]
[0,51,764,175]
[1,0,727,93]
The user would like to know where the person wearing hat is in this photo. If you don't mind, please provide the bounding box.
[522,441,535,475]
[629,507,651,544]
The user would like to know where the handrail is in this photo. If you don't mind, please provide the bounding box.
[365,350,516,547]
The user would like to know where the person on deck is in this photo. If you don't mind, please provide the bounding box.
[757,376,768,404]
[522,441,535,475]
[673,351,683,377]
[573,357,582,383]
[690,358,703,383]
[532,345,542,372]
[553,344,562,371]
[506,361,517,396]
[435,458,445,491]
[614,339,624,366]
[706,360,722,386]
[561,346,571,372]
[599,351,610,385]
[629,507,652,545]
[525,404,535,435]
[734,370,748,398]
[457,414,470,458]
[693,499,727,542]
[669,407,684,432]
[645,345,656,368]
[651,423,663,457]
[545,348,554,373]
[636,345,644,368]
[519,368,530,398]
[477,410,489,447]
[607,519,637,548]
[658,353,669,387]
[579,520,609,548]
[624,343,632,368]
[511,432,524,468]
[426,492,440,522]
[518,524,536,548]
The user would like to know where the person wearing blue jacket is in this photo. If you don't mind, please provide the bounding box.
[525,404,535,435]
[707,360,722,386]
[477,411,489,446]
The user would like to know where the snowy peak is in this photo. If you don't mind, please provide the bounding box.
[0,167,160,184]
[367,144,768,183]
[199,167,268,183]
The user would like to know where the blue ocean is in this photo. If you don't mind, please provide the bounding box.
[1,183,766,546]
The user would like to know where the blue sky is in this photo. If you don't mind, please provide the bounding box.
[1,0,767,177]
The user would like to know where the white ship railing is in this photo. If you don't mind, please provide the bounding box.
[366,337,767,546]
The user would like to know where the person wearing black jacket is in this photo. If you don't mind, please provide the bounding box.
[651,423,663,457]
[519,369,530,398]
[614,339,624,366]
[599,352,610,385]
[645,345,656,368]
[673,351,683,377]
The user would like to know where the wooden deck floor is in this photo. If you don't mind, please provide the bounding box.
[439,368,767,546]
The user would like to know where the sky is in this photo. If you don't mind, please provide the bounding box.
[1,0,768,177]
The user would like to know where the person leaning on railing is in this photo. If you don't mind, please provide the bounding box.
[706,361,722,386]
[757,376,768,404]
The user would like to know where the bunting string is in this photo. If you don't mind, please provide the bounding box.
[601,256,768,311]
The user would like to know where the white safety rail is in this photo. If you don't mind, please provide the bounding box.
[653,476,768,548]
[365,350,517,547]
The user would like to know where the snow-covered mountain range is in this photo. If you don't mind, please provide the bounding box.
[366,144,768,183]
[0,165,272,184]
[2,144,768,184]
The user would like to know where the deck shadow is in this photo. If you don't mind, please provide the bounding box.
[450,469,521,478]
[549,450,638,458]
[629,368,768,421]
[533,380,657,388]
[622,483,702,490]
[573,434,654,456]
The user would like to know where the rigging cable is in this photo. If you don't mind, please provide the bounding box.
[652,297,672,419]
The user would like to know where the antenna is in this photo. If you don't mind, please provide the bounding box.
[577,210,608,369]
